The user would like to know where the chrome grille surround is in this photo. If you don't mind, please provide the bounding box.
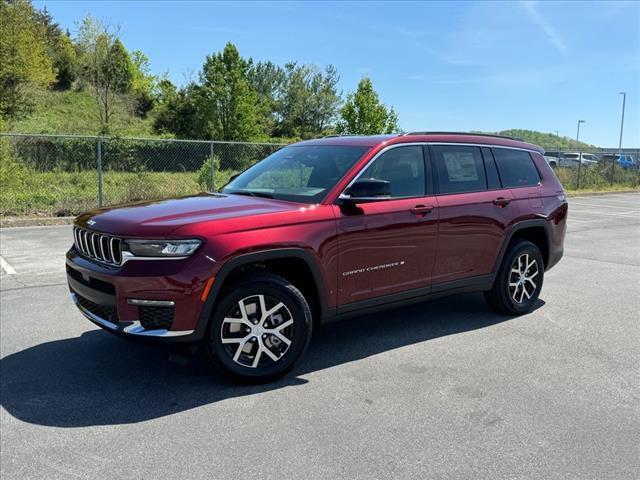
[73,227,122,265]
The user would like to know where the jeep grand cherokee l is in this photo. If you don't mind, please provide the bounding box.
[67,132,567,383]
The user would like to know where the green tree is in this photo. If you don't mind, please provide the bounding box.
[151,44,342,141]
[198,42,259,140]
[273,63,340,139]
[0,0,54,120]
[76,15,132,133]
[248,60,285,136]
[337,77,400,135]
[129,50,156,117]
[51,33,77,89]
[103,39,133,94]
[34,6,77,89]
[154,74,177,105]
[153,83,208,138]
[276,62,314,138]
[308,65,340,135]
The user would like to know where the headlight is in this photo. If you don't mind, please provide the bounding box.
[124,239,202,257]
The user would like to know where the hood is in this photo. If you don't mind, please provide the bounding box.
[75,193,299,237]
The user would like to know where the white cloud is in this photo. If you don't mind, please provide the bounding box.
[521,1,568,55]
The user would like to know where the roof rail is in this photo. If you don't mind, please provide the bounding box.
[321,134,363,138]
[318,133,401,139]
[403,131,525,142]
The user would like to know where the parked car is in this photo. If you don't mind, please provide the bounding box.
[544,155,559,168]
[600,154,636,169]
[543,151,574,168]
[562,152,599,167]
[544,151,563,160]
[67,132,568,383]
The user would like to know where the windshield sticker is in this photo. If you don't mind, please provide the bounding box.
[443,151,480,182]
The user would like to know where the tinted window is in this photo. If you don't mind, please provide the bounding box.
[431,145,487,194]
[360,145,425,197]
[481,147,501,189]
[223,145,369,203]
[564,154,578,159]
[493,148,541,187]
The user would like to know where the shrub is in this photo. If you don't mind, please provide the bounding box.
[197,155,218,191]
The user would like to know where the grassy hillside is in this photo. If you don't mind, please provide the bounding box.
[7,87,158,137]
[494,129,597,149]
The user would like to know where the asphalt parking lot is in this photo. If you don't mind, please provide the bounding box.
[1,192,639,479]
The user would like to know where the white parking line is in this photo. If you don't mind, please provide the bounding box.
[570,201,640,209]
[568,207,639,217]
[0,255,17,275]
[571,195,639,202]
[569,201,640,210]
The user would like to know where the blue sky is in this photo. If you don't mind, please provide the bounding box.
[36,1,640,146]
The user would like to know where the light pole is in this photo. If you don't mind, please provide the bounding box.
[576,120,585,189]
[555,130,560,164]
[612,92,626,185]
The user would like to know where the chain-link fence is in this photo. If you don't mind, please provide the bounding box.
[540,147,640,191]
[0,132,638,217]
[0,133,285,216]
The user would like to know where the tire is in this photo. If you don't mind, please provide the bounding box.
[205,272,312,384]
[484,240,544,315]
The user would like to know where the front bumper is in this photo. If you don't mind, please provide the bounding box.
[71,293,195,338]
[66,247,217,343]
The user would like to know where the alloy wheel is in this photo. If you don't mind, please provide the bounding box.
[220,294,294,368]
[508,253,539,304]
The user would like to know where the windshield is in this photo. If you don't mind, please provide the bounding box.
[222,145,369,203]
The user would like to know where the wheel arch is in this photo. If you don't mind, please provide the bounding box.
[196,249,331,338]
[493,220,552,274]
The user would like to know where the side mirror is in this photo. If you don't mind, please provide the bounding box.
[341,178,391,204]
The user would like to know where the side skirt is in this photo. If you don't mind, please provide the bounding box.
[324,274,494,323]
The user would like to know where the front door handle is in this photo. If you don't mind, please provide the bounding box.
[493,197,511,207]
[410,205,434,215]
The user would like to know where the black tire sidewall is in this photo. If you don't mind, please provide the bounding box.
[206,276,312,383]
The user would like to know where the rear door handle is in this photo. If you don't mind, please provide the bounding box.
[493,197,511,207]
[410,205,434,215]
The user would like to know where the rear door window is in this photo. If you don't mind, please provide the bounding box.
[492,148,541,188]
[430,145,487,194]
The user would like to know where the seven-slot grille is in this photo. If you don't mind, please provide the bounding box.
[73,227,122,265]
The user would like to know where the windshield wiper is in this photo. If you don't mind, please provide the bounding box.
[228,190,274,199]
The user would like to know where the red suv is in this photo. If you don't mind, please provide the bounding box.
[67,133,567,383]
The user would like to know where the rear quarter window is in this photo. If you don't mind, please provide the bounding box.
[493,148,541,188]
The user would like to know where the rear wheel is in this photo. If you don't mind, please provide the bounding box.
[485,240,544,315]
[205,273,312,383]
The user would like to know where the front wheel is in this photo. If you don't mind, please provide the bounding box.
[485,240,544,315]
[205,273,312,384]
